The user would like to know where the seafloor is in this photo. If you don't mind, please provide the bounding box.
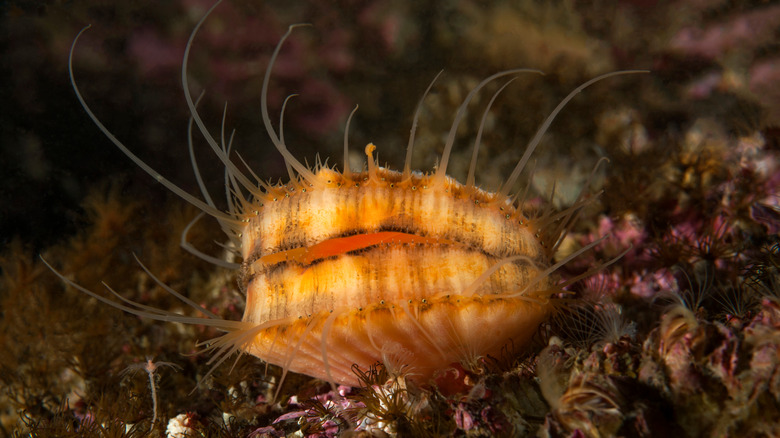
[0,0,778,437]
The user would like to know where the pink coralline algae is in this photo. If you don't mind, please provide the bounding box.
[628,269,678,299]
[257,386,359,437]
[664,3,780,125]
[637,299,780,436]
[593,215,650,267]
[671,6,780,58]
[535,295,780,437]
[670,6,780,59]
[128,29,184,77]
[127,0,354,137]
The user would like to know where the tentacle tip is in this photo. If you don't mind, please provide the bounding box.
[289,23,313,31]
[364,143,376,159]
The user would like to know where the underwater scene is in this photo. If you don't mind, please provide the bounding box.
[1,0,778,436]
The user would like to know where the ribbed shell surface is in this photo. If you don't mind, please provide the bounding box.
[237,165,554,385]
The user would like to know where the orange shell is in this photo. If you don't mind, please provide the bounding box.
[239,150,555,385]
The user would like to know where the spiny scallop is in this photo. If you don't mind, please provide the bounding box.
[45,1,639,388]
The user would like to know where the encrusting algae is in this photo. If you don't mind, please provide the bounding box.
[1,0,779,437]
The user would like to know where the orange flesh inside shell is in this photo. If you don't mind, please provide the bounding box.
[259,231,456,266]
